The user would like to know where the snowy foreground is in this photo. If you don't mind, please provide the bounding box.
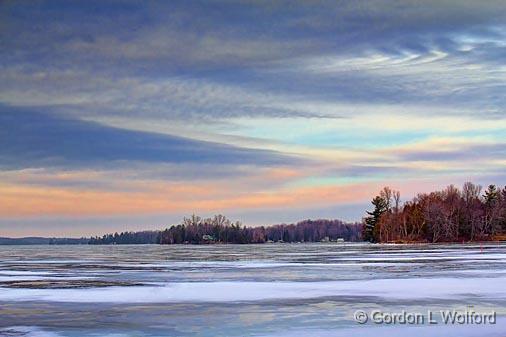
[0,243,505,337]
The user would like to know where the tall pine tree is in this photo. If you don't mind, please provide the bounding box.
[364,195,388,242]
[484,184,498,207]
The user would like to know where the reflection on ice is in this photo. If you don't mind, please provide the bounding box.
[0,243,505,337]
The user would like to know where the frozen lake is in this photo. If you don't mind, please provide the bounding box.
[0,243,505,336]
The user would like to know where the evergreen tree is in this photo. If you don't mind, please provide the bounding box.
[364,195,388,242]
[484,184,498,207]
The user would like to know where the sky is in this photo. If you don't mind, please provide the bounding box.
[1,0,506,237]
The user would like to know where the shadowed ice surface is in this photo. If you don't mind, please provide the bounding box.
[0,243,505,336]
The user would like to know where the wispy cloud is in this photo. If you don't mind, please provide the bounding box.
[1,1,506,234]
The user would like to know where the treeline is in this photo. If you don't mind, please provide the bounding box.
[363,183,506,243]
[159,215,361,244]
[89,230,161,244]
[49,237,90,245]
[0,237,88,245]
[89,215,362,244]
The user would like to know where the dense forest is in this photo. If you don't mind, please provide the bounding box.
[89,215,362,244]
[363,183,506,243]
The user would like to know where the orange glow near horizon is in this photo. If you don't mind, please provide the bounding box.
[0,181,378,217]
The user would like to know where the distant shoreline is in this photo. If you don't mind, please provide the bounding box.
[1,237,505,246]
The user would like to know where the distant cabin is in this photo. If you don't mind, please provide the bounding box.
[202,235,215,242]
